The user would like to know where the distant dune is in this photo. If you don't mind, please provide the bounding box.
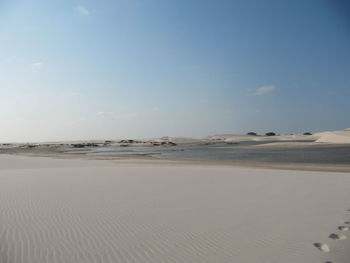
[315,129,350,144]
[210,129,350,145]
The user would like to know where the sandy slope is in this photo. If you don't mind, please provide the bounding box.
[0,155,350,263]
[206,129,350,145]
[315,129,350,144]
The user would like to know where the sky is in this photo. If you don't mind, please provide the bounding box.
[0,0,350,142]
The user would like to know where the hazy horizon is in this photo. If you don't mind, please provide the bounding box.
[2,128,350,144]
[1,0,350,142]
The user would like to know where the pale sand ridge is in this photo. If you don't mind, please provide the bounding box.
[315,129,350,144]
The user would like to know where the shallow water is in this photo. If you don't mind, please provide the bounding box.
[157,145,350,164]
[67,142,350,164]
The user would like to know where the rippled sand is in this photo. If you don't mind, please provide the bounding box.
[0,155,349,263]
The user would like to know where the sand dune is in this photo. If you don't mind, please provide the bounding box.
[315,129,350,144]
[209,129,350,145]
[0,155,350,263]
[3,129,350,150]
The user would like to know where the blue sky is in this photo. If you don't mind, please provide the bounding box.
[0,0,349,141]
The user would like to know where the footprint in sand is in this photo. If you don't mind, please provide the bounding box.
[329,233,347,240]
[338,225,349,231]
[313,243,330,252]
[344,221,350,225]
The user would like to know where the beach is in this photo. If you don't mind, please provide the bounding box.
[1,129,350,173]
[1,154,349,263]
[3,0,350,261]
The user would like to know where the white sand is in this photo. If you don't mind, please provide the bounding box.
[206,129,350,145]
[315,129,350,144]
[0,155,350,263]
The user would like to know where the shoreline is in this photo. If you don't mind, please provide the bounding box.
[1,151,350,173]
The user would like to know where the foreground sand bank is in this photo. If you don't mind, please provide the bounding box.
[0,155,349,263]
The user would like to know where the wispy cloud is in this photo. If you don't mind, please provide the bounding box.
[96,111,114,116]
[96,111,138,119]
[76,6,90,16]
[68,92,81,97]
[7,56,17,63]
[30,62,43,70]
[254,85,275,96]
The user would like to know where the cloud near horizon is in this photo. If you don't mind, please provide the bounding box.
[254,85,275,96]
[75,6,90,16]
[30,62,43,70]
[96,111,138,118]
[96,111,114,116]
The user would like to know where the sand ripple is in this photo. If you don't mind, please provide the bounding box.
[1,159,350,263]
